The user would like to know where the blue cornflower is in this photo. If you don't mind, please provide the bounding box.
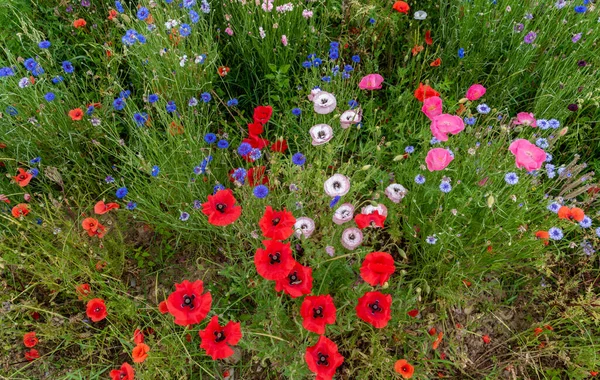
[180,211,190,221]
[596,227,600,238]
[249,148,262,161]
[548,119,560,129]
[39,40,51,49]
[151,165,160,177]
[62,61,74,74]
[331,65,340,75]
[322,76,332,83]
[477,104,491,114]
[86,106,95,115]
[188,97,198,107]
[548,227,563,240]
[217,140,229,149]
[30,168,39,177]
[545,153,553,162]
[329,49,339,60]
[440,181,452,193]
[464,117,476,125]
[430,137,441,145]
[536,138,549,149]
[6,106,18,116]
[415,174,426,184]
[292,152,306,166]
[44,92,55,102]
[348,100,359,109]
[137,7,149,20]
[105,175,115,183]
[30,157,41,164]
[180,23,192,37]
[115,1,124,12]
[426,235,437,244]
[342,72,351,79]
[458,47,465,59]
[148,94,159,103]
[24,58,38,71]
[238,143,252,156]
[330,41,340,49]
[329,196,341,208]
[253,185,269,199]
[120,90,131,99]
[545,164,556,175]
[204,133,217,144]
[302,61,313,69]
[308,53,317,60]
[0,67,15,77]
[116,187,128,199]
[505,172,519,185]
[232,168,247,183]
[547,202,561,213]
[200,0,210,13]
[52,76,64,84]
[368,18,376,24]
[113,97,126,111]
[537,119,549,129]
[200,92,211,103]
[133,112,148,125]
[292,107,302,116]
[313,58,323,66]
[183,0,196,7]
[190,10,200,23]
[344,64,353,72]
[351,55,360,63]
[574,5,586,13]
[580,216,592,228]
[166,101,177,113]
[126,201,137,210]
[213,184,225,193]
[227,98,238,107]
[405,146,415,154]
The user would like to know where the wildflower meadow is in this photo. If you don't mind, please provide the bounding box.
[2,0,600,379]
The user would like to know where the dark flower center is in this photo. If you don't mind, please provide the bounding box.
[94,307,101,313]
[333,181,341,190]
[348,234,355,241]
[318,131,326,139]
[214,330,226,343]
[320,98,329,105]
[18,174,27,180]
[181,294,195,309]
[368,299,382,314]
[269,252,281,264]
[317,352,329,366]
[216,203,227,213]
[313,306,324,319]
[401,366,409,373]
[288,271,302,285]
[120,373,127,380]
[272,217,280,226]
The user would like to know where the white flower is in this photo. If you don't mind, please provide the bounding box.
[294,217,315,239]
[309,124,334,146]
[361,204,387,217]
[333,203,355,225]
[341,227,363,250]
[18,77,31,88]
[340,109,362,129]
[312,91,337,114]
[165,19,179,29]
[324,174,350,197]
[385,184,407,203]
[414,10,427,20]
[179,55,188,67]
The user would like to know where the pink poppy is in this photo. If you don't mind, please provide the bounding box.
[426,148,454,171]
[358,74,384,90]
[421,96,443,119]
[465,84,486,101]
[508,139,546,171]
[513,112,537,128]
[430,114,465,141]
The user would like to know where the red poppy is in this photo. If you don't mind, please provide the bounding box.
[245,166,268,187]
[68,108,84,121]
[534,327,543,336]
[76,283,91,300]
[356,291,392,328]
[108,9,118,20]
[109,363,134,380]
[25,349,40,361]
[86,298,108,322]
[259,206,296,240]
[31,312,40,320]
[81,217,107,238]
[535,230,549,245]
[394,359,414,379]
[13,168,33,187]
[482,335,491,344]
[158,300,169,314]
[201,189,242,226]
[430,58,442,67]
[433,331,443,350]
[360,252,395,286]
[73,18,87,28]
[354,211,386,229]
[132,343,150,363]
[305,335,344,380]
[94,200,120,215]
[11,203,30,218]
[591,371,598,377]
[300,295,337,335]
[392,1,410,14]
[414,83,440,102]
[270,138,288,153]
[254,240,296,280]
[199,316,242,360]
[407,309,419,318]
[557,206,585,222]
[218,66,230,77]
[242,134,270,151]
[165,280,212,326]
[425,30,433,45]
[411,45,423,56]
[23,332,38,348]
[133,329,144,344]
[253,105,273,125]
[274,262,313,298]
[248,122,264,136]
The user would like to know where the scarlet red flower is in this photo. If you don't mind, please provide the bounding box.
[94,200,120,215]
[13,168,33,187]
[69,108,84,121]
[482,335,491,344]
[133,329,144,344]
[258,206,296,240]
[73,18,87,28]
[591,371,598,377]
[158,300,169,314]
[407,309,419,318]
[356,291,392,328]
[430,58,442,67]
[11,203,30,218]
[414,83,440,102]
[270,138,288,153]
[305,335,344,380]
[394,359,414,379]
[25,349,40,361]
[81,217,107,238]
[254,240,296,280]
[354,211,386,229]
[108,9,118,20]
[132,343,150,363]
[247,166,269,187]
[411,45,424,56]
[110,363,134,380]
[165,280,212,326]
[23,332,39,348]
[360,252,395,286]
[392,1,410,14]
[201,189,242,226]
[76,283,91,300]
[253,105,273,125]
[300,295,337,335]
[243,134,270,150]
[433,331,443,350]
[534,327,543,336]
[425,30,433,45]
[86,298,108,322]
[247,122,264,136]
[274,262,313,298]
[557,206,585,222]
[199,316,242,360]
[218,66,230,77]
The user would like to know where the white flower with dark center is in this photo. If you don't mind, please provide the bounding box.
[309,124,334,146]
[333,203,355,225]
[385,184,407,203]
[361,204,387,217]
[324,174,350,197]
[341,227,363,250]
[339,109,362,129]
[312,91,337,114]
[414,10,427,20]
[294,217,315,239]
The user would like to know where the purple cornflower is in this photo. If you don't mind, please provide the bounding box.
[524,31,537,44]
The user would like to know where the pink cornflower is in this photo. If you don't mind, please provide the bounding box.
[281,35,288,46]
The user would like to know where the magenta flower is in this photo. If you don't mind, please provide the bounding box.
[358,74,384,90]
[421,96,443,120]
[430,114,465,141]
[513,112,537,128]
[465,84,486,101]
[508,139,546,171]
[426,148,454,171]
